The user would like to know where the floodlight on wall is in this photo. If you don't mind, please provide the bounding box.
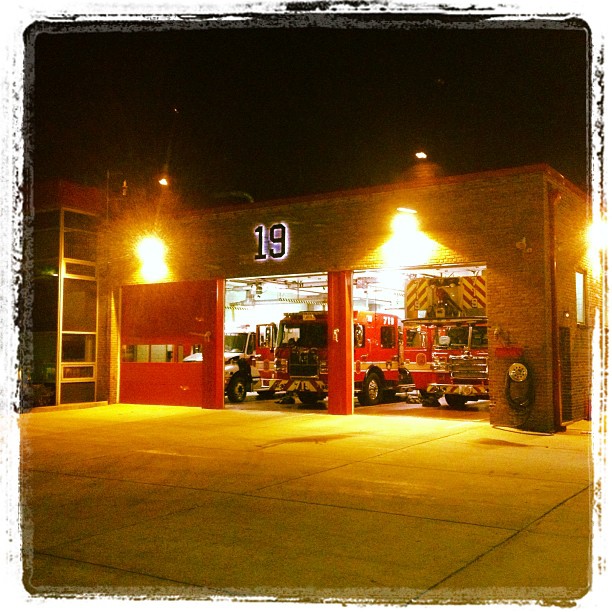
[382,209,438,267]
[136,235,168,282]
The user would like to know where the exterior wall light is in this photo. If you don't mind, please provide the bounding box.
[382,209,438,267]
[588,217,608,276]
[135,235,168,282]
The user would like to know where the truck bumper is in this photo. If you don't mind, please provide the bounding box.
[282,378,327,394]
[426,383,488,397]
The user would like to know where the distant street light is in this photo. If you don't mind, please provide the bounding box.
[415,151,428,159]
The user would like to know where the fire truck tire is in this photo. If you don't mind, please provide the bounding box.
[297,391,324,405]
[444,394,468,409]
[227,375,248,403]
[358,372,383,406]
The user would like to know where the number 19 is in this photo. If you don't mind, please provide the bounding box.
[255,223,288,260]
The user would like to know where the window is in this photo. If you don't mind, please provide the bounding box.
[381,326,396,349]
[65,262,96,278]
[63,366,94,379]
[121,344,175,362]
[64,210,98,231]
[33,277,58,332]
[150,344,172,363]
[64,229,97,261]
[246,334,255,355]
[60,382,95,403]
[405,329,426,348]
[576,271,586,325]
[471,327,489,347]
[62,333,95,362]
[279,322,327,348]
[62,278,97,331]
[354,324,365,348]
[34,229,60,260]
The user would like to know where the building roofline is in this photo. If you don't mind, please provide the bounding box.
[192,163,586,216]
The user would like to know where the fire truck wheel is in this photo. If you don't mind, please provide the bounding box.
[227,375,248,403]
[358,372,383,406]
[444,394,468,409]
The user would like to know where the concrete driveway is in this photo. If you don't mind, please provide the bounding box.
[14,402,596,606]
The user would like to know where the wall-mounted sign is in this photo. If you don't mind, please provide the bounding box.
[254,223,289,261]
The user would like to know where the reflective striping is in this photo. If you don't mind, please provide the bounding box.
[405,279,429,312]
[258,378,282,392]
[284,379,327,393]
[461,275,486,311]
[426,383,488,396]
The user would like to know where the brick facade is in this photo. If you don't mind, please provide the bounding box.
[62,164,598,432]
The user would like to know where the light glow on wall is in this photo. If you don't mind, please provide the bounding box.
[587,217,608,277]
[136,235,168,282]
[381,211,438,267]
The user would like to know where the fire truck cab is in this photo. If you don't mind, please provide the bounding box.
[184,323,277,402]
[404,319,489,408]
[402,273,489,408]
[274,310,414,406]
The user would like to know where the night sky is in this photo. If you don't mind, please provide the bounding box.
[28,12,590,206]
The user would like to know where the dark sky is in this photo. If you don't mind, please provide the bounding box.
[28,13,590,205]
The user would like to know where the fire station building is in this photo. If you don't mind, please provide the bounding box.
[27,163,602,433]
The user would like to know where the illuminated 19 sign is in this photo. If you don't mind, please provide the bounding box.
[254,223,289,261]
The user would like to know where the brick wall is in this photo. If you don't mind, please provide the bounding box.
[103,165,594,431]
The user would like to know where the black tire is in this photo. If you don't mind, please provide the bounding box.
[444,394,468,409]
[227,375,248,403]
[358,372,383,406]
[297,391,324,405]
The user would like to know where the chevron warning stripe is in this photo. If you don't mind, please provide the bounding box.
[405,279,429,313]
[461,275,486,312]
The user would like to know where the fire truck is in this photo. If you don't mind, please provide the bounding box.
[273,310,414,405]
[184,323,277,402]
[403,274,489,408]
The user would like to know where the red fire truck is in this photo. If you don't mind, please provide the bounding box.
[403,274,489,408]
[404,319,489,407]
[274,310,414,405]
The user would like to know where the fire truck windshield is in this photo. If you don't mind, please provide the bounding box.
[447,326,469,346]
[471,327,488,347]
[279,322,327,348]
[225,333,248,353]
